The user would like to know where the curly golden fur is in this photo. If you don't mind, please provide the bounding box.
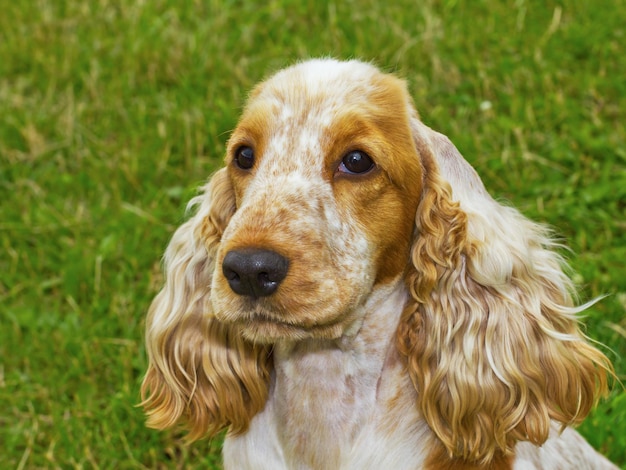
[141,169,271,440]
[399,116,612,464]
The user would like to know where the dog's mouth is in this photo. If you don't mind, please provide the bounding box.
[236,310,313,341]
[246,311,300,330]
[231,308,347,343]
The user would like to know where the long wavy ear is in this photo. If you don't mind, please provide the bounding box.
[141,168,271,440]
[398,111,613,464]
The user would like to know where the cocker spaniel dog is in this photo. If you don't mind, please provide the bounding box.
[141,59,616,469]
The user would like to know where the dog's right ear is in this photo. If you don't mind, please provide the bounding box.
[398,113,613,464]
[141,168,272,440]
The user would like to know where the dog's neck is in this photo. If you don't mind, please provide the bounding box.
[269,278,409,467]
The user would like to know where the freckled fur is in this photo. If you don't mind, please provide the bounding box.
[141,59,616,469]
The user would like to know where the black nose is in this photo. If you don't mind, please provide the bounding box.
[222,248,289,298]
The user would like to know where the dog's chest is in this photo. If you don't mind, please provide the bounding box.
[273,347,378,467]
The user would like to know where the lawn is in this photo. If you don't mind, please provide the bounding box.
[1,0,624,468]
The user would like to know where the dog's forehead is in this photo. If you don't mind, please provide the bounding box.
[251,59,384,119]
[261,59,380,94]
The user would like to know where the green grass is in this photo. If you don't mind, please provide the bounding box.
[1,0,624,467]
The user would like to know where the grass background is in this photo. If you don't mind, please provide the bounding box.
[1,0,625,468]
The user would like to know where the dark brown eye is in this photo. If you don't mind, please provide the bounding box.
[338,150,374,175]
[234,146,255,170]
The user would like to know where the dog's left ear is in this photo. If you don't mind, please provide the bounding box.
[141,169,271,440]
[398,110,613,464]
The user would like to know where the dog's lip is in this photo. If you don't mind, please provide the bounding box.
[236,308,348,334]
[241,310,302,329]
[220,298,351,337]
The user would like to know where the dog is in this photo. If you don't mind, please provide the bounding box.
[141,59,616,469]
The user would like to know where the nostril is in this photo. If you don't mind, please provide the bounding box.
[224,269,240,282]
[222,248,289,298]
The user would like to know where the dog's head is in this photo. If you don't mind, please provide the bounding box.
[211,59,423,342]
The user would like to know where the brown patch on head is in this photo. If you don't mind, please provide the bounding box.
[225,99,278,206]
[326,73,423,285]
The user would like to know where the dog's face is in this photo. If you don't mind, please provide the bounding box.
[210,60,423,343]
